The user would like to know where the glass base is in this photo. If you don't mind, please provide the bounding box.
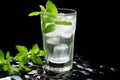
[44,60,73,73]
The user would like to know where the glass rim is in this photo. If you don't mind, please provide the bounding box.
[41,8,77,16]
[57,8,77,16]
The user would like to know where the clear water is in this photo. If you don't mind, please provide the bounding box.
[44,34,75,72]
[42,13,76,72]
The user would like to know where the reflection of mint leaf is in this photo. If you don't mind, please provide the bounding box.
[28,11,40,16]
[55,21,72,25]
[44,23,55,34]
[46,0,58,16]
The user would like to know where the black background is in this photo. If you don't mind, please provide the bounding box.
[0,0,119,66]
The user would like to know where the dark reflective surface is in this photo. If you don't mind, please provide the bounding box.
[0,54,120,80]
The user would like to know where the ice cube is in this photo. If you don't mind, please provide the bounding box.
[46,37,60,44]
[49,44,69,63]
[57,13,74,20]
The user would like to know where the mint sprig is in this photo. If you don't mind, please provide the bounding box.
[28,0,72,34]
[0,43,44,76]
[15,44,44,65]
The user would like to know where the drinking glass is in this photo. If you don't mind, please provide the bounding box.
[41,8,77,72]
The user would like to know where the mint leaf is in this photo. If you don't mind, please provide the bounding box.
[55,21,72,25]
[16,45,28,53]
[21,56,29,65]
[31,44,40,54]
[15,52,27,62]
[28,11,41,16]
[40,5,47,14]
[41,15,46,31]
[44,23,55,34]
[31,55,43,65]
[6,51,13,61]
[19,63,31,72]
[0,50,4,63]
[0,63,3,71]
[38,50,44,56]
[9,66,21,75]
[46,0,58,16]
[3,64,9,71]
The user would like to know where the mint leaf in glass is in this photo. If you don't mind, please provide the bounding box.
[44,23,55,34]
[28,11,41,16]
[46,0,58,16]
[28,0,72,34]
[55,21,72,25]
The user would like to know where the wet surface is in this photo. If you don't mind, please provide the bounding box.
[0,54,120,80]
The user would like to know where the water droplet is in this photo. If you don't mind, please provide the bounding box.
[99,71,104,74]
[84,68,94,72]
[86,78,93,80]
[73,61,77,64]
[99,65,105,68]
[110,67,116,71]
[80,70,90,75]
[76,64,84,69]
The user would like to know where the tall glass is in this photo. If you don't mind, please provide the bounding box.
[41,8,77,72]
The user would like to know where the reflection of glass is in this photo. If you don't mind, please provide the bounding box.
[41,71,73,80]
[41,8,77,72]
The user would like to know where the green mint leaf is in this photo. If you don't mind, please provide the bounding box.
[55,21,72,25]
[6,51,10,60]
[0,63,3,72]
[28,11,41,16]
[3,64,9,71]
[24,67,32,72]
[9,66,21,75]
[31,55,43,65]
[38,50,44,56]
[44,23,55,34]
[6,51,13,61]
[19,63,31,72]
[41,15,46,31]
[21,56,29,65]
[16,45,28,53]
[46,0,58,16]
[40,5,47,14]
[32,44,40,54]
[0,50,4,63]
[15,52,27,62]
